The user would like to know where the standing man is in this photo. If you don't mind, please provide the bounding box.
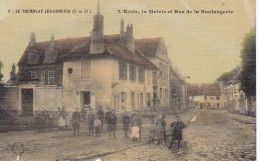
[105,107,112,134]
[110,110,118,138]
[72,108,81,135]
[88,109,95,136]
[169,115,186,149]
[161,115,167,140]
[97,106,105,131]
[122,110,131,138]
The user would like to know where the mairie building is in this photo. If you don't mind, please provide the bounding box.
[4,4,173,116]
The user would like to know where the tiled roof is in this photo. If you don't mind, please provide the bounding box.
[188,83,221,96]
[18,35,157,69]
[135,37,161,57]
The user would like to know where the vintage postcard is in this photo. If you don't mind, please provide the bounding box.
[0,0,256,160]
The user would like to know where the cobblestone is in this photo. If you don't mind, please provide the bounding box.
[0,110,255,161]
[101,111,256,161]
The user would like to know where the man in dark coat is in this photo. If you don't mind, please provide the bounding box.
[88,110,95,136]
[97,106,105,131]
[72,108,81,135]
[161,115,167,140]
[105,108,112,132]
[122,110,131,138]
[109,110,117,138]
[169,115,186,149]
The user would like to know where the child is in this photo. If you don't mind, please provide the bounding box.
[94,117,101,136]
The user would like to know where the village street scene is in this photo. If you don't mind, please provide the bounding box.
[0,0,256,160]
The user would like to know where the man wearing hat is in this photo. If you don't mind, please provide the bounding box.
[169,115,186,149]
[72,107,81,135]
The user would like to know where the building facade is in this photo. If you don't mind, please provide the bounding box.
[4,3,175,115]
[188,83,222,109]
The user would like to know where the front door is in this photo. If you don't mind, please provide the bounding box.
[21,89,33,116]
[82,91,91,106]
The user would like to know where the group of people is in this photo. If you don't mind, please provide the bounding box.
[72,106,142,140]
[35,110,54,132]
[35,105,186,149]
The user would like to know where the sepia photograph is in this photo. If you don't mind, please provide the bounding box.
[0,0,256,160]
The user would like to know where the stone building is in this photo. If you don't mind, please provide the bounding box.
[4,2,173,115]
[188,83,222,109]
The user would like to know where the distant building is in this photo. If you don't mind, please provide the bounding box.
[188,83,222,109]
[220,67,256,116]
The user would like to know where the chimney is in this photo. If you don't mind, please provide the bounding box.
[125,24,135,53]
[10,63,15,80]
[50,33,54,48]
[30,32,36,46]
[120,18,125,44]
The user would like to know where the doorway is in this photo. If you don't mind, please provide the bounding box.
[82,91,91,106]
[21,89,33,116]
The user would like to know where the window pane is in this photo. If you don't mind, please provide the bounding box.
[119,62,127,80]
[121,92,126,109]
[130,65,136,82]
[138,67,145,83]
[48,71,55,84]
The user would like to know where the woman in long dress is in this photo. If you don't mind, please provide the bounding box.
[58,107,65,130]
[62,106,70,129]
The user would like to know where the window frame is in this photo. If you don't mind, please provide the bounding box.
[31,71,38,80]
[138,66,145,83]
[119,62,128,81]
[129,64,137,82]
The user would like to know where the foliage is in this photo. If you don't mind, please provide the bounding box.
[240,27,256,96]
[216,67,239,84]
[0,61,3,83]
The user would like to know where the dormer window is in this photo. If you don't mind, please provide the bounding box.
[44,49,57,63]
[27,50,40,64]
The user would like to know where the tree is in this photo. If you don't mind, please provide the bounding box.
[0,61,3,84]
[216,67,239,85]
[240,27,256,97]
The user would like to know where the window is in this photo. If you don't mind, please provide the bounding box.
[48,71,55,84]
[165,89,168,105]
[28,52,40,64]
[44,50,57,63]
[159,63,163,78]
[140,93,144,108]
[31,71,38,79]
[130,64,136,82]
[192,96,194,99]
[208,103,211,107]
[138,66,145,83]
[217,103,219,107]
[152,71,157,84]
[131,92,135,109]
[210,97,213,100]
[81,60,91,80]
[119,62,127,81]
[216,96,220,100]
[41,71,55,85]
[147,70,151,85]
[146,93,151,107]
[159,63,168,79]
[204,96,207,100]
[121,92,126,109]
